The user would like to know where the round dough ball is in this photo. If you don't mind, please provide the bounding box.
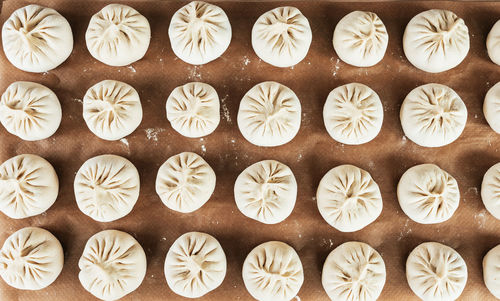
[164,232,226,298]
[322,241,386,301]
[166,82,220,138]
[252,7,312,68]
[400,83,467,147]
[169,1,231,65]
[481,162,500,220]
[234,160,297,224]
[0,227,63,290]
[83,80,143,141]
[323,83,383,145]
[156,152,215,213]
[237,81,301,147]
[398,164,459,224]
[86,4,150,66]
[403,9,469,73]
[487,20,500,66]
[483,244,500,299]
[333,11,388,67]
[0,154,58,219]
[2,4,73,73]
[484,82,500,134]
[317,165,382,232]
[242,241,303,301]
[0,81,62,141]
[74,154,140,222]
[78,230,146,301]
[406,242,467,301]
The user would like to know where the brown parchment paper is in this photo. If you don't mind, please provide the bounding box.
[1,0,500,300]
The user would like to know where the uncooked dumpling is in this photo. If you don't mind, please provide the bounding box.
[322,241,386,301]
[242,241,303,301]
[0,227,63,290]
[0,81,62,141]
[78,230,146,301]
[86,4,150,66]
[406,242,467,301]
[166,82,220,138]
[156,152,215,213]
[237,81,301,147]
[316,165,382,232]
[484,82,500,134]
[169,1,231,65]
[323,83,383,145]
[400,83,467,147]
[164,232,226,298]
[83,80,143,141]
[74,154,140,222]
[234,160,297,224]
[481,162,500,220]
[403,9,469,73]
[0,154,58,219]
[483,244,500,299]
[487,21,500,66]
[333,11,388,67]
[252,7,312,67]
[2,4,73,72]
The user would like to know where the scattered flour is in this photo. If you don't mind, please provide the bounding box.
[127,65,136,73]
[221,94,231,123]
[401,136,407,144]
[475,210,487,229]
[331,57,340,76]
[398,219,412,241]
[120,138,129,147]
[145,128,165,142]
[201,144,207,153]
[187,65,202,80]
[242,56,250,66]
[297,153,303,162]
[73,98,83,103]
[321,238,334,248]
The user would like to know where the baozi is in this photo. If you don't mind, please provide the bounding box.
[483,244,500,299]
[481,162,500,220]
[487,20,500,66]
[484,82,500,134]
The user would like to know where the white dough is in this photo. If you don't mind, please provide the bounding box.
[400,83,467,147]
[242,241,303,301]
[487,20,500,66]
[83,80,143,141]
[166,82,220,138]
[78,230,146,301]
[483,244,500,299]
[169,1,231,65]
[484,82,500,134]
[0,81,62,141]
[156,152,215,213]
[333,11,388,67]
[237,81,301,147]
[2,4,73,72]
[323,83,383,145]
[398,164,459,224]
[481,162,500,220]
[74,154,140,222]
[234,160,297,224]
[164,232,226,298]
[0,227,63,290]
[252,7,312,68]
[322,241,386,301]
[403,9,469,73]
[406,242,467,301]
[86,4,150,66]
[0,154,58,219]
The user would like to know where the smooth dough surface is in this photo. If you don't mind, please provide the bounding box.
[0,227,63,290]
[322,241,386,301]
[0,81,62,141]
[400,83,467,147]
[481,162,500,220]
[403,9,469,73]
[484,82,500,134]
[164,232,226,298]
[323,83,383,145]
[483,244,500,299]
[234,160,297,224]
[74,154,140,222]
[398,164,459,224]
[252,6,312,67]
[406,242,467,301]
[487,20,500,66]
[166,82,220,138]
[168,1,231,65]
[317,165,382,232]
[0,154,58,219]
[78,230,146,301]
[333,11,388,67]
[86,4,150,66]
[156,152,215,213]
[237,81,301,147]
[242,241,304,301]
[83,80,142,141]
